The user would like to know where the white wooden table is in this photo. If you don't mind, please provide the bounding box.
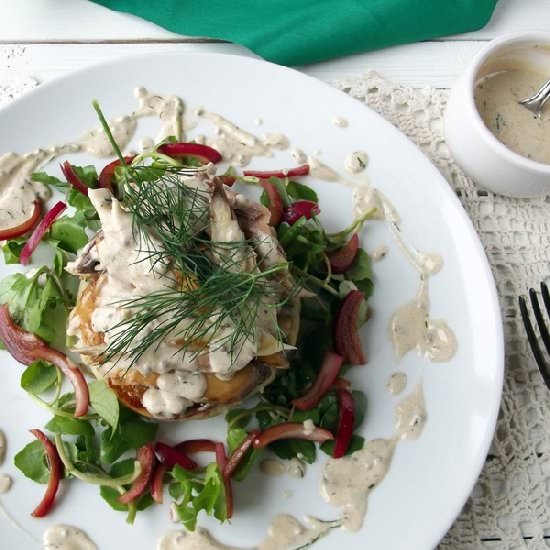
[0,0,549,88]
[1,1,549,548]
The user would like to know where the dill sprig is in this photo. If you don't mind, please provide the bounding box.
[104,263,290,367]
[103,166,297,369]
[90,101,298,370]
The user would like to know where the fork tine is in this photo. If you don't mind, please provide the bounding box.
[528,288,550,356]
[519,295,550,389]
[540,281,550,317]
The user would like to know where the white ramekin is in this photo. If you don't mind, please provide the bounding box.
[444,32,550,198]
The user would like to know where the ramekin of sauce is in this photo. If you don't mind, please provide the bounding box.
[444,33,550,197]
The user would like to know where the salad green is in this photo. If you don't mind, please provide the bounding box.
[0,107,375,529]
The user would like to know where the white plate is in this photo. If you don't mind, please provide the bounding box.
[0,53,503,550]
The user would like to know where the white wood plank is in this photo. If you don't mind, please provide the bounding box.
[445,0,550,40]
[0,41,487,90]
[299,41,485,88]
[0,0,547,42]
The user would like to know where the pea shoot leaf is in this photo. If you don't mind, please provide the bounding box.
[45,416,95,438]
[89,380,119,431]
[21,360,58,395]
[171,463,227,531]
[14,440,49,484]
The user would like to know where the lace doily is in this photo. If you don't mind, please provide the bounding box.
[2,71,549,549]
[334,71,550,549]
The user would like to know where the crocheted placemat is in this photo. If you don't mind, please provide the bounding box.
[334,71,550,549]
[3,70,549,549]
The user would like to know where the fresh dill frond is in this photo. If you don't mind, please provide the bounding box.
[89,102,299,371]
[102,166,299,370]
[104,263,292,367]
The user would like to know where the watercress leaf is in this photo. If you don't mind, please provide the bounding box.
[318,392,339,431]
[100,459,138,512]
[14,440,49,484]
[227,428,248,452]
[45,416,95,438]
[52,244,68,278]
[290,440,316,463]
[27,274,66,344]
[31,171,68,190]
[50,216,88,254]
[100,485,127,512]
[100,412,157,463]
[21,360,58,395]
[89,380,119,430]
[300,296,330,322]
[2,237,26,264]
[259,189,269,208]
[225,408,253,430]
[100,431,127,464]
[347,249,374,299]
[66,188,99,231]
[320,434,365,456]
[286,180,318,202]
[267,177,290,207]
[0,273,33,321]
[110,458,137,478]
[57,392,76,412]
[0,269,66,344]
[136,492,154,511]
[76,434,99,465]
[72,165,99,189]
[232,448,261,482]
[269,439,316,463]
[119,418,158,449]
[277,218,327,272]
[290,408,320,425]
[256,410,276,430]
[352,390,368,430]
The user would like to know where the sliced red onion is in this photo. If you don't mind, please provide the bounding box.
[0,200,41,241]
[20,201,66,265]
[30,429,62,517]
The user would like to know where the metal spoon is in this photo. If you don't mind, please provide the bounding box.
[519,78,550,118]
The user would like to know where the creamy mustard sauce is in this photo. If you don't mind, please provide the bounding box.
[0,87,457,548]
[289,149,307,164]
[389,280,457,362]
[348,183,456,362]
[0,152,51,231]
[307,155,340,182]
[0,474,12,494]
[474,64,550,164]
[156,516,336,550]
[332,116,349,128]
[197,109,271,166]
[43,525,98,550]
[0,429,11,495]
[260,458,306,479]
[387,372,407,395]
[262,133,289,150]
[370,243,388,261]
[0,87,185,234]
[344,151,368,174]
[321,384,426,531]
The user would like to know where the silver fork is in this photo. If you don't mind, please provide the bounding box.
[519,78,550,118]
[519,281,550,388]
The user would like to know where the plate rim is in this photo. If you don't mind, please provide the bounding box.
[0,50,505,549]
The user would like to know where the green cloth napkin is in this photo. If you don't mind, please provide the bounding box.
[92,0,498,66]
